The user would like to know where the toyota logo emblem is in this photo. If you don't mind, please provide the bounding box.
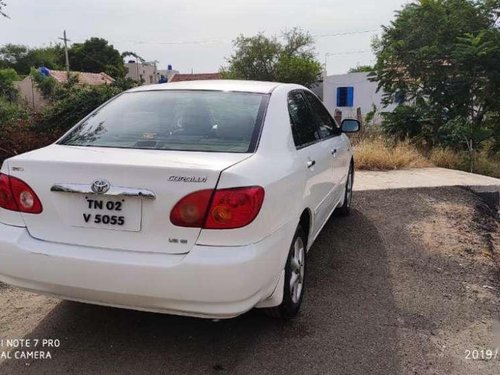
[91,179,111,194]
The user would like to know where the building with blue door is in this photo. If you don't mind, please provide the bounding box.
[323,72,397,124]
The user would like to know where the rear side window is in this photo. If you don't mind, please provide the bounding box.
[303,91,341,138]
[287,91,320,148]
[59,91,269,153]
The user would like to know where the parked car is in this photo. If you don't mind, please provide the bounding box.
[0,80,360,319]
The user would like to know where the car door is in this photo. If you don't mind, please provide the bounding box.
[302,90,346,208]
[287,90,332,238]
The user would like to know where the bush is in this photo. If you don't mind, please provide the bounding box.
[1,80,127,163]
[0,98,31,160]
[35,84,123,134]
[381,105,426,141]
[0,117,58,161]
[0,68,20,101]
[0,97,28,125]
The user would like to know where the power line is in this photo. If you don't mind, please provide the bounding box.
[313,29,378,38]
[81,28,379,46]
[131,39,224,45]
[324,50,374,73]
[56,31,377,73]
[325,50,372,56]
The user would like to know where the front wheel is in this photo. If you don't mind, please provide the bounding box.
[264,225,307,319]
[337,163,354,216]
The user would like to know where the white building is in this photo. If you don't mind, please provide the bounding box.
[323,72,397,124]
[125,61,157,84]
[125,61,179,85]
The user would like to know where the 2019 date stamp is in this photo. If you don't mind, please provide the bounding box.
[464,348,498,361]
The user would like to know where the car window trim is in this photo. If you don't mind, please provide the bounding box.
[249,94,270,152]
[288,89,323,150]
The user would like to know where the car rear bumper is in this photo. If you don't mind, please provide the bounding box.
[0,221,296,319]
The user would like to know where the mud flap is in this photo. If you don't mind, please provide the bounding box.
[255,270,285,308]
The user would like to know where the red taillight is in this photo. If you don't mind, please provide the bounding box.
[170,186,265,229]
[205,187,265,229]
[0,173,18,211]
[0,173,43,214]
[170,189,212,227]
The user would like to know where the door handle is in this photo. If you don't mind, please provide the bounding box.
[331,149,337,158]
[307,160,316,168]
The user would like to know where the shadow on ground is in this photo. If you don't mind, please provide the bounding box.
[0,204,400,375]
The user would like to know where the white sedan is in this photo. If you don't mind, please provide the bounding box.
[0,80,359,319]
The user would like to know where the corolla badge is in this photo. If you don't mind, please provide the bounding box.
[91,179,111,194]
[169,176,208,183]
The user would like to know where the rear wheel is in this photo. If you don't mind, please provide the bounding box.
[337,163,354,216]
[265,225,306,319]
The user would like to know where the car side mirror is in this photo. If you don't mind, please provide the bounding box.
[341,119,361,133]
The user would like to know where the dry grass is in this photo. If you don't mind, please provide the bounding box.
[430,147,500,178]
[354,138,432,170]
[352,133,500,178]
[473,154,500,178]
[428,148,463,169]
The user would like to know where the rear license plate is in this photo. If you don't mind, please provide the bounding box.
[69,196,142,232]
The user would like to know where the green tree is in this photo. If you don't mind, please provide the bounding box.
[373,0,500,152]
[451,30,500,150]
[0,68,19,101]
[222,28,322,88]
[0,44,65,74]
[0,44,28,70]
[69,38,126,78]
[121,51,145,63]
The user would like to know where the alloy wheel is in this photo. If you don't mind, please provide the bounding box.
[290,236,305,304]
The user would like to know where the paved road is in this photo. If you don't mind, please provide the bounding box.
[0,187,498,374]
[355,167,500,193]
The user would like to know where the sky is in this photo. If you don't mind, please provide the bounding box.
[0,0,411,75]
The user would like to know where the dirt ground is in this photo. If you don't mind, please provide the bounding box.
[0,187,498,374]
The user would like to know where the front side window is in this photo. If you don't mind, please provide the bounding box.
[59,90,268,153]
[303,91,341,138]
[287,91,320,148]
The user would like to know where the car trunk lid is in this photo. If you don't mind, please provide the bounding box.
[7,144,251,254]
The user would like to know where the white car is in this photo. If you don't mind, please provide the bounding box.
[0,80,359,319]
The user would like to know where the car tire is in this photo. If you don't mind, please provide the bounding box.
[264,225,307,319]
[337,163,354,216]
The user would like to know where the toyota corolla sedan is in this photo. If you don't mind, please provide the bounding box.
[0,80,359,319]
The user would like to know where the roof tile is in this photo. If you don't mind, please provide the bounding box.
[49,70,114,85]
[169,73,221,82]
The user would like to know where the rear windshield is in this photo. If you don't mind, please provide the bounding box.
[58,90,269,153]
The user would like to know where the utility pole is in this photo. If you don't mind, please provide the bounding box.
[324,52,331,75]
[58,30,71,78]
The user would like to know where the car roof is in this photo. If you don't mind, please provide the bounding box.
[127,80,283,94]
